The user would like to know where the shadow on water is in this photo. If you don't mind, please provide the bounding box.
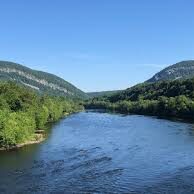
[86,108,194,124]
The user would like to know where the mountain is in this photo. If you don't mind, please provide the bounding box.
[147,60,194,82]
[87,90,122,98]
[85,60,194,119]
[0,61,88,99]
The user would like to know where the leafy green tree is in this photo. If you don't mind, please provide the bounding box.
[35,105,49,129]
[0,82,83,148]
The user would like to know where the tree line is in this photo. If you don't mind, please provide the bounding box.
[84,78,194,120]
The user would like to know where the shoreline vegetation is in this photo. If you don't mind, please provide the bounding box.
[0,82,83,151]
[84,78,194,121]
[0,112,76,151]
[1,77,194,151]
[0,133,45,151]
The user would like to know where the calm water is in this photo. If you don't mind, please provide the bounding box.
[1,111,194,194]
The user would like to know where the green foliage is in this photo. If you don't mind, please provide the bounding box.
[87,90,122,98]
[0,82,83,148]
[107,78,194,103]
[1,112,36,146]
[85,78,194,120]
[35,105,49,129]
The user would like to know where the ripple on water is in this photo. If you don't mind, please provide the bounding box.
[1,112,194,194]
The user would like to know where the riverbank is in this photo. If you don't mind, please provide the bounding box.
[0,111,81,151]
[0,133,45,151]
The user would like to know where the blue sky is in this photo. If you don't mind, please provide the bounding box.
[0,0,194,92]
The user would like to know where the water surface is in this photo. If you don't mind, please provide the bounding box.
[1,111,194,193]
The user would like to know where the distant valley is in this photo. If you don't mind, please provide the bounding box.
[87,90,122,98]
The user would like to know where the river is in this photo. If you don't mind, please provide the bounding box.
[0,111,194,193]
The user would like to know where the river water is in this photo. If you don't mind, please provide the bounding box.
[1,111,194,194]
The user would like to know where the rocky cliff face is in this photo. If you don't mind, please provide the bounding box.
[0,61,88,99]
[0,67,73,95]
[147,60,194,82]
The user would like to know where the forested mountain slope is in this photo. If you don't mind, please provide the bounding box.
[147,60,194,82]
[85,78,194,119]
[0,61,88,99]
[87,90,122,98]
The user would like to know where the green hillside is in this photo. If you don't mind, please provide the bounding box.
[0,61,88,99]
[147,60,194,82]
[85,78,194,119]
[85,60,194,121]
[87,90,122,98]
